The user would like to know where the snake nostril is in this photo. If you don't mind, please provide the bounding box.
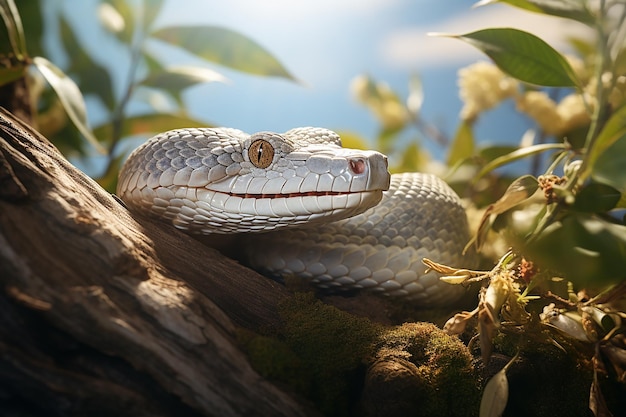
[349,158,366,175]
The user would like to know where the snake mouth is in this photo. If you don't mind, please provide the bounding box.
[227,190,365,199]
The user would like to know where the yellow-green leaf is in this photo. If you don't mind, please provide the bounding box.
[0,0,27,57]
[142,0,164,32]
[469,175,538,251]
[474,0,595,25]
[586,105,626,182]
[60,16,116,111]
[475,143,567,181]
[139,65,228,92]
[591,133,626,194]
[93,113,212,144]
[152,25,297,81]
[33,56,104,154]
[525,215,626,285]
[448,120,475,166]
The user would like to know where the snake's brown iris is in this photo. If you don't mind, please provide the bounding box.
[249,139,274,168]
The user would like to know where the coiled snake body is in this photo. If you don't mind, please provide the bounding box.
[118,127,474,307]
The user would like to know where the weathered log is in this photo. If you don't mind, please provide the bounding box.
[0,108,317,416]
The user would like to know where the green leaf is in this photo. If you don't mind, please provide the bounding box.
[139,65,228,93]
[474,0,595,25]
[93,113,212,144]
[571,182,621,213]
[0,0,27,57]
[591,133,626,194]
[151,25,297,81]
[142,0,164,32]
[33,56,104,154]
[479,145,519,161]
[586,105,626,182]
[475,143,567,181]
[469,175,539,251]
[60,16,116,111]
[524,215,626,285]
[447,28,579,87]
[18,0,44,57]
[448,120,475,166]
[141,49,165,73]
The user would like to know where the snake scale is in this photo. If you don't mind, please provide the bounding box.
[118,127,474,307]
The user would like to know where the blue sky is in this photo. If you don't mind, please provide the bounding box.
[56,0,586,162]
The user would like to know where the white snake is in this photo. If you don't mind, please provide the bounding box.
[117,127,474,307]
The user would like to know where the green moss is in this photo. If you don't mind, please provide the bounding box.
[371,322,481,417]
[238,329,311,395]
[240,294,481,417]
[279,292,383,416]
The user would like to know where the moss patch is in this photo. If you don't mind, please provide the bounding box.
[279,292,383,416]
[239,292,621,417]
[364,322,480,417]
[240,293,481,416]
[238,330,311,395]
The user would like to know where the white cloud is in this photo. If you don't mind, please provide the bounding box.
[380,5,592,69]
[232,0,399,18]
[160,0,401,25]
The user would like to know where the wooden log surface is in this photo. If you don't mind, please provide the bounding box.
[0,108,317,416]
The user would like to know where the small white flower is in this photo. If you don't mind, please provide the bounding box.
[516,91,563,135]
[458,62,518,122]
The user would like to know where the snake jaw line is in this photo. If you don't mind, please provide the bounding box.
[230,190,373,199]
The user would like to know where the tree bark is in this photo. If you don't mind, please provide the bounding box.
[0,108,317,416]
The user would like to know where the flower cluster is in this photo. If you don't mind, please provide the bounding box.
[458,57,626,137]
[458,61,518,122]
[351,75,409,131]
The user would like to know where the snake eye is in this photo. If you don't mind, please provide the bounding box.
[249,139,274,168]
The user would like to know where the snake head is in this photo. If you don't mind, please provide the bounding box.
[117,127,390,234]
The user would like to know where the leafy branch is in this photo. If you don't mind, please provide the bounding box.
[350,1,626,415]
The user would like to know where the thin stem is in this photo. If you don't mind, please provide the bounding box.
[525,203,559,245]
[409,114,449,147]
[102,4,147,178]
[544,149,571,175]
[577,0,611,184]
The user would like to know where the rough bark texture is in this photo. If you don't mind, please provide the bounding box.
[0,108,317,416]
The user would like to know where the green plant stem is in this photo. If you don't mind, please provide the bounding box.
[577,0,611,185]
[102,6,147,178]
[525,203,560,245]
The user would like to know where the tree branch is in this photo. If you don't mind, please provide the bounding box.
[0,108,316,416]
